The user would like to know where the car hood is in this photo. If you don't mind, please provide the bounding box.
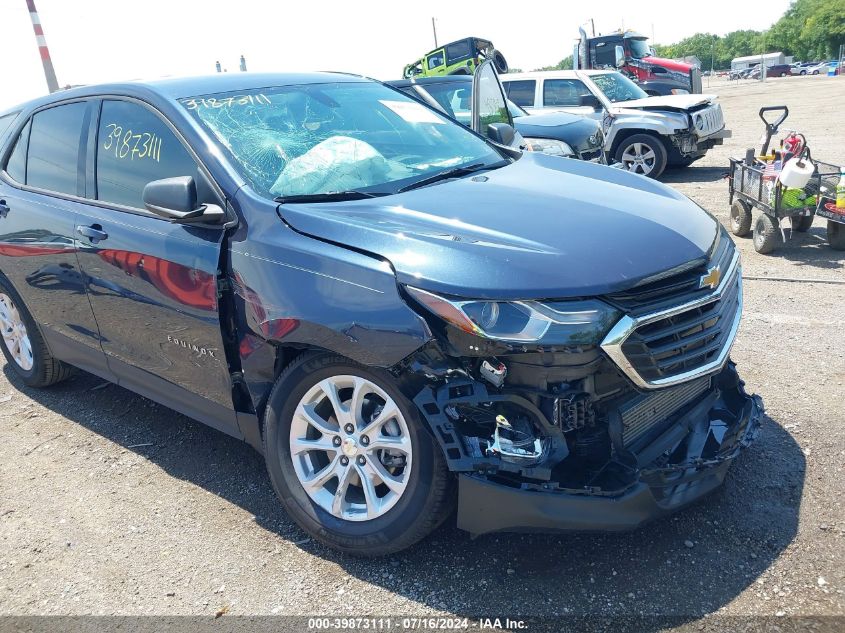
[277,153,718,300]
[513,112,600,148]
[613,94,715,111]
[641,55,693,73]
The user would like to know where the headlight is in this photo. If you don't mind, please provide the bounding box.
[522,137,575,157]
[406,286,621,345]
[671,88,690,95]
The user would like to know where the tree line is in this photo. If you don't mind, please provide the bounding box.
[531,0,843,72]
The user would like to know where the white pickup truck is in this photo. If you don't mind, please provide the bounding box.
[502,69,731,178]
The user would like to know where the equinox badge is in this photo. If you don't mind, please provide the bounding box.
[699,266,721,290]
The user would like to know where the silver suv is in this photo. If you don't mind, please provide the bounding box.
[502,69,731,178]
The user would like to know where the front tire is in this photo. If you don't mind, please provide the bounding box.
[614,134,668,178]
[0,276,74,388]
[753,214,783,254]
[263,352,452,556]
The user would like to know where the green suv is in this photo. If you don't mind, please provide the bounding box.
[402,37,508,78]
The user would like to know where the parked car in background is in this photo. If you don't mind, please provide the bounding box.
[0,64,761,555]
[804,61,829,75]
[388,75,605,162]
[502,69,730,178]
[749,64,792,79]
[790,62,813,75]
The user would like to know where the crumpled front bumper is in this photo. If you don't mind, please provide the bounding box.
[456,369,762,535]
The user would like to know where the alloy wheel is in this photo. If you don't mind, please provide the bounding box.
[0,293,34,371]
[620,142,657,175]
[289,375,412,521]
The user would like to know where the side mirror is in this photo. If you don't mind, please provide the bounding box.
[579,94,602,109]
[143,176,223,224]
[615,45,625,68]
[487,122,516,146]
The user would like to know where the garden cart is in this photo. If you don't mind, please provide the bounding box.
[728,106,845,253]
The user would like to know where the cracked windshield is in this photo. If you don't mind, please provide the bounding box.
[590,72,648,103]
[182,81,502,199]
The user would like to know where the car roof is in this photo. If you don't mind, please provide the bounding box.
[501,70,610,80]
[387,75,472,88]
[0,72,371,117]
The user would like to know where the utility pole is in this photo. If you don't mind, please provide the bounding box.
[591,19,595,37]
[431,17,438,48]
[25,0,59,93]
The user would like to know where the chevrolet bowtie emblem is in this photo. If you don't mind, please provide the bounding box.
[699,266,721,290]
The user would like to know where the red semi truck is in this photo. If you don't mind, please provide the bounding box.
[574,27,702,95]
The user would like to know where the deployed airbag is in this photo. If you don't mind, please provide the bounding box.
[270,136,413,196]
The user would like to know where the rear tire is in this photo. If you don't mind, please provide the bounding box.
[262,352,453,556]
[730,200,753,237]
[753,214,782,254]
[790,213,814,232]
[0,276,74,388]
[827,221,845,250]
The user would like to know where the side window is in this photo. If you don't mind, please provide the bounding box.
[445,41,471,64]
[0,113,17,139]
[475,63,511,138]
[5,120,31,184]
[96,100,201,210]
[592,43,617,67]
[503,80,535,107]
[420,84,471,122]
[427,50,445,70]
[543,79,591,107]
[27,102,88,195]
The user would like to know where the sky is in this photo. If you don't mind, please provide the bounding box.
[0,0,793,109]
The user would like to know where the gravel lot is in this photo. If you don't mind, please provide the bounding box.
[1,74,843,627]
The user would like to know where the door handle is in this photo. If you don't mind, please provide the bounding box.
[0,200,9,218]
[75,224,109,243]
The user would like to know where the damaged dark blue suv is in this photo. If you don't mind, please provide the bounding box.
[0,62,761,555]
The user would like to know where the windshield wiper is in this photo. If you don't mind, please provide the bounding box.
[273,191,387,204]
[398,161,507,193]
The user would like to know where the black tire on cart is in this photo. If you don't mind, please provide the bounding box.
[730,200,753,237]
[791,214,814,232]
[827,221,845,251]
[753,214,783,254]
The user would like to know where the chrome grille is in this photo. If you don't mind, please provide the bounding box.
[620,376,711,447]
[695,104,724,137]
[601,249,742,390]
